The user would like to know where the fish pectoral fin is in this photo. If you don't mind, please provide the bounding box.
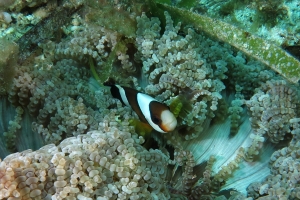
[129,119,153,137]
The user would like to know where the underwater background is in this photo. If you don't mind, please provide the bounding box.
[0,0,300,199]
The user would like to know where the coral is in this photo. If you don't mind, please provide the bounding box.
[0,4,53,40]
[8,0,52,12]
[9,0,47,12]
[0,12,38,40]
[0,128,172,199]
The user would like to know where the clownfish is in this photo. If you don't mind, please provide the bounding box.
[104,80,177,133]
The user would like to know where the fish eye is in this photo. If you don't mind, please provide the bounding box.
[151,116,160,124]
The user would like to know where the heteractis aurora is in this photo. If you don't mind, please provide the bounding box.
[0,0,300,199]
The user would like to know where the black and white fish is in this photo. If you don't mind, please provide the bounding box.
[104,81,177,133]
